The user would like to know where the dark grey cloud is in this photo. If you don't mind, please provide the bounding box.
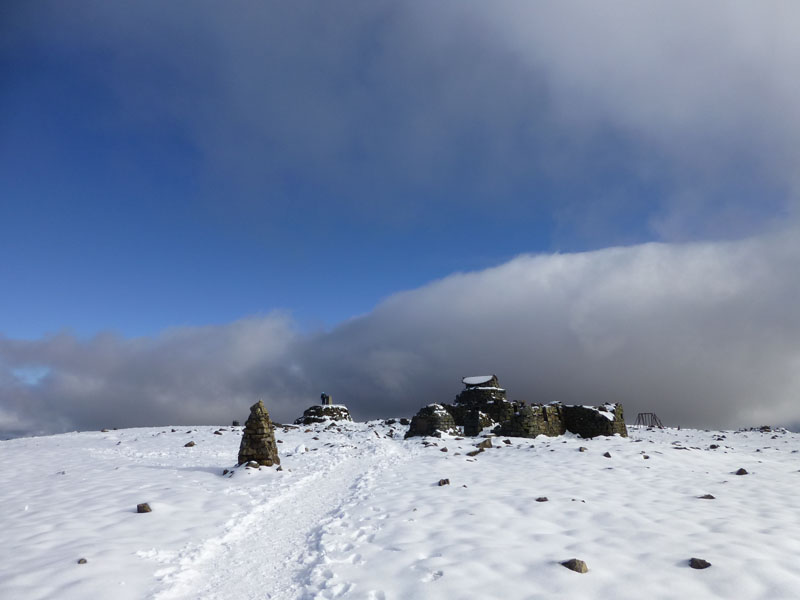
[3,231,800,436]
[9,1,799,242]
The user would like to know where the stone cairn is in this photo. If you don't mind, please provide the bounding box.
[295,393,353,425]
[237,400,280,467]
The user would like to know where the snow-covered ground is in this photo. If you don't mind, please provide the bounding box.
[2,420,799,599]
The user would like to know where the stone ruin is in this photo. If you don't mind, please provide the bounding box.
[404,404,459,438]
[405,375,628,439]
[237,400,280,467]
[295,394,353,425]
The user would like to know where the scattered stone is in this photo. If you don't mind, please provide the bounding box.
[246,461,260,468]
[643,455,650,459]
[77,558,87,564]
[440,447,448,452]
[689,557,711,569]
[603,451,612,458]
[710,444,719,449]
[222,469,229,475]
[184,441,195,447]
[100,429,109,433]
[232,420,240,426]
[578,447,588,452]
[136,503,152,513]
[535,496,548,502]
[213,430,222,435]
[476,438,493,449]
[735,468,748,475]
[503,439,511,445]
[438,478,450,486]
[171,429,177,432]
[466,449,483,457]
[561,558,588,573]
[698,494,715,499]
[238,401,281,467]
[277,465,283,471]
[400,418,410,426]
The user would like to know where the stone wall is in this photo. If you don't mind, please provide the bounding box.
[497,404,567,438]
[453,388,514,425]
[463,410,497,436]
[404,404,459,438]
[562,403,628,438]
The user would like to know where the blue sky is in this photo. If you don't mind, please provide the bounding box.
[2,2,800,435]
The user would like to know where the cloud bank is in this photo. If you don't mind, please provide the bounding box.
[10,1,800,242]
[3,232,799,437]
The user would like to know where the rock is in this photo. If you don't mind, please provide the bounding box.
[689,557,711,569]
[77,558,87,564]
[603,451,612,458]
[561,558,588,573]
[100,429,109,433]
[232,420,240,426]
[438,478,450,486]
[137,503,152,513]
[535,496,548,502]
[698,494,715,499]
[578,447,588,452]
[476,438,493,449]
[643,455,650,459]
[184,441,195,447]
[440,447,448,452]
[246,461,260,468]
[735,468,748,475]
[710,444,719,449]
[466,449,483,457]
[238,401,281,467]
[400,418,410,426]
[222,469,229,475]
[295,404,353,425]
[405,404,459,438]
[503,439,512,445]
[213,430,222,435]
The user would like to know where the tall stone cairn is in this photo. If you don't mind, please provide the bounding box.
[237,400,280,467]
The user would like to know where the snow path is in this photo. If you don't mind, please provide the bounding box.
[152,435,413,600]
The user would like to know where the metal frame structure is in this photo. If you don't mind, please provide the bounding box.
[634,412,664,428]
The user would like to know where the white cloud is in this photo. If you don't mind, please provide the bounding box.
[4,232,799,436]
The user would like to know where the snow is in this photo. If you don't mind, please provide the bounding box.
[2,423,800,599]
[585,404,618,421]
[462,376,494,385]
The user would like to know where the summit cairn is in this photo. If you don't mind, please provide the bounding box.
[295,393,353,425]
[237,400,280,467]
